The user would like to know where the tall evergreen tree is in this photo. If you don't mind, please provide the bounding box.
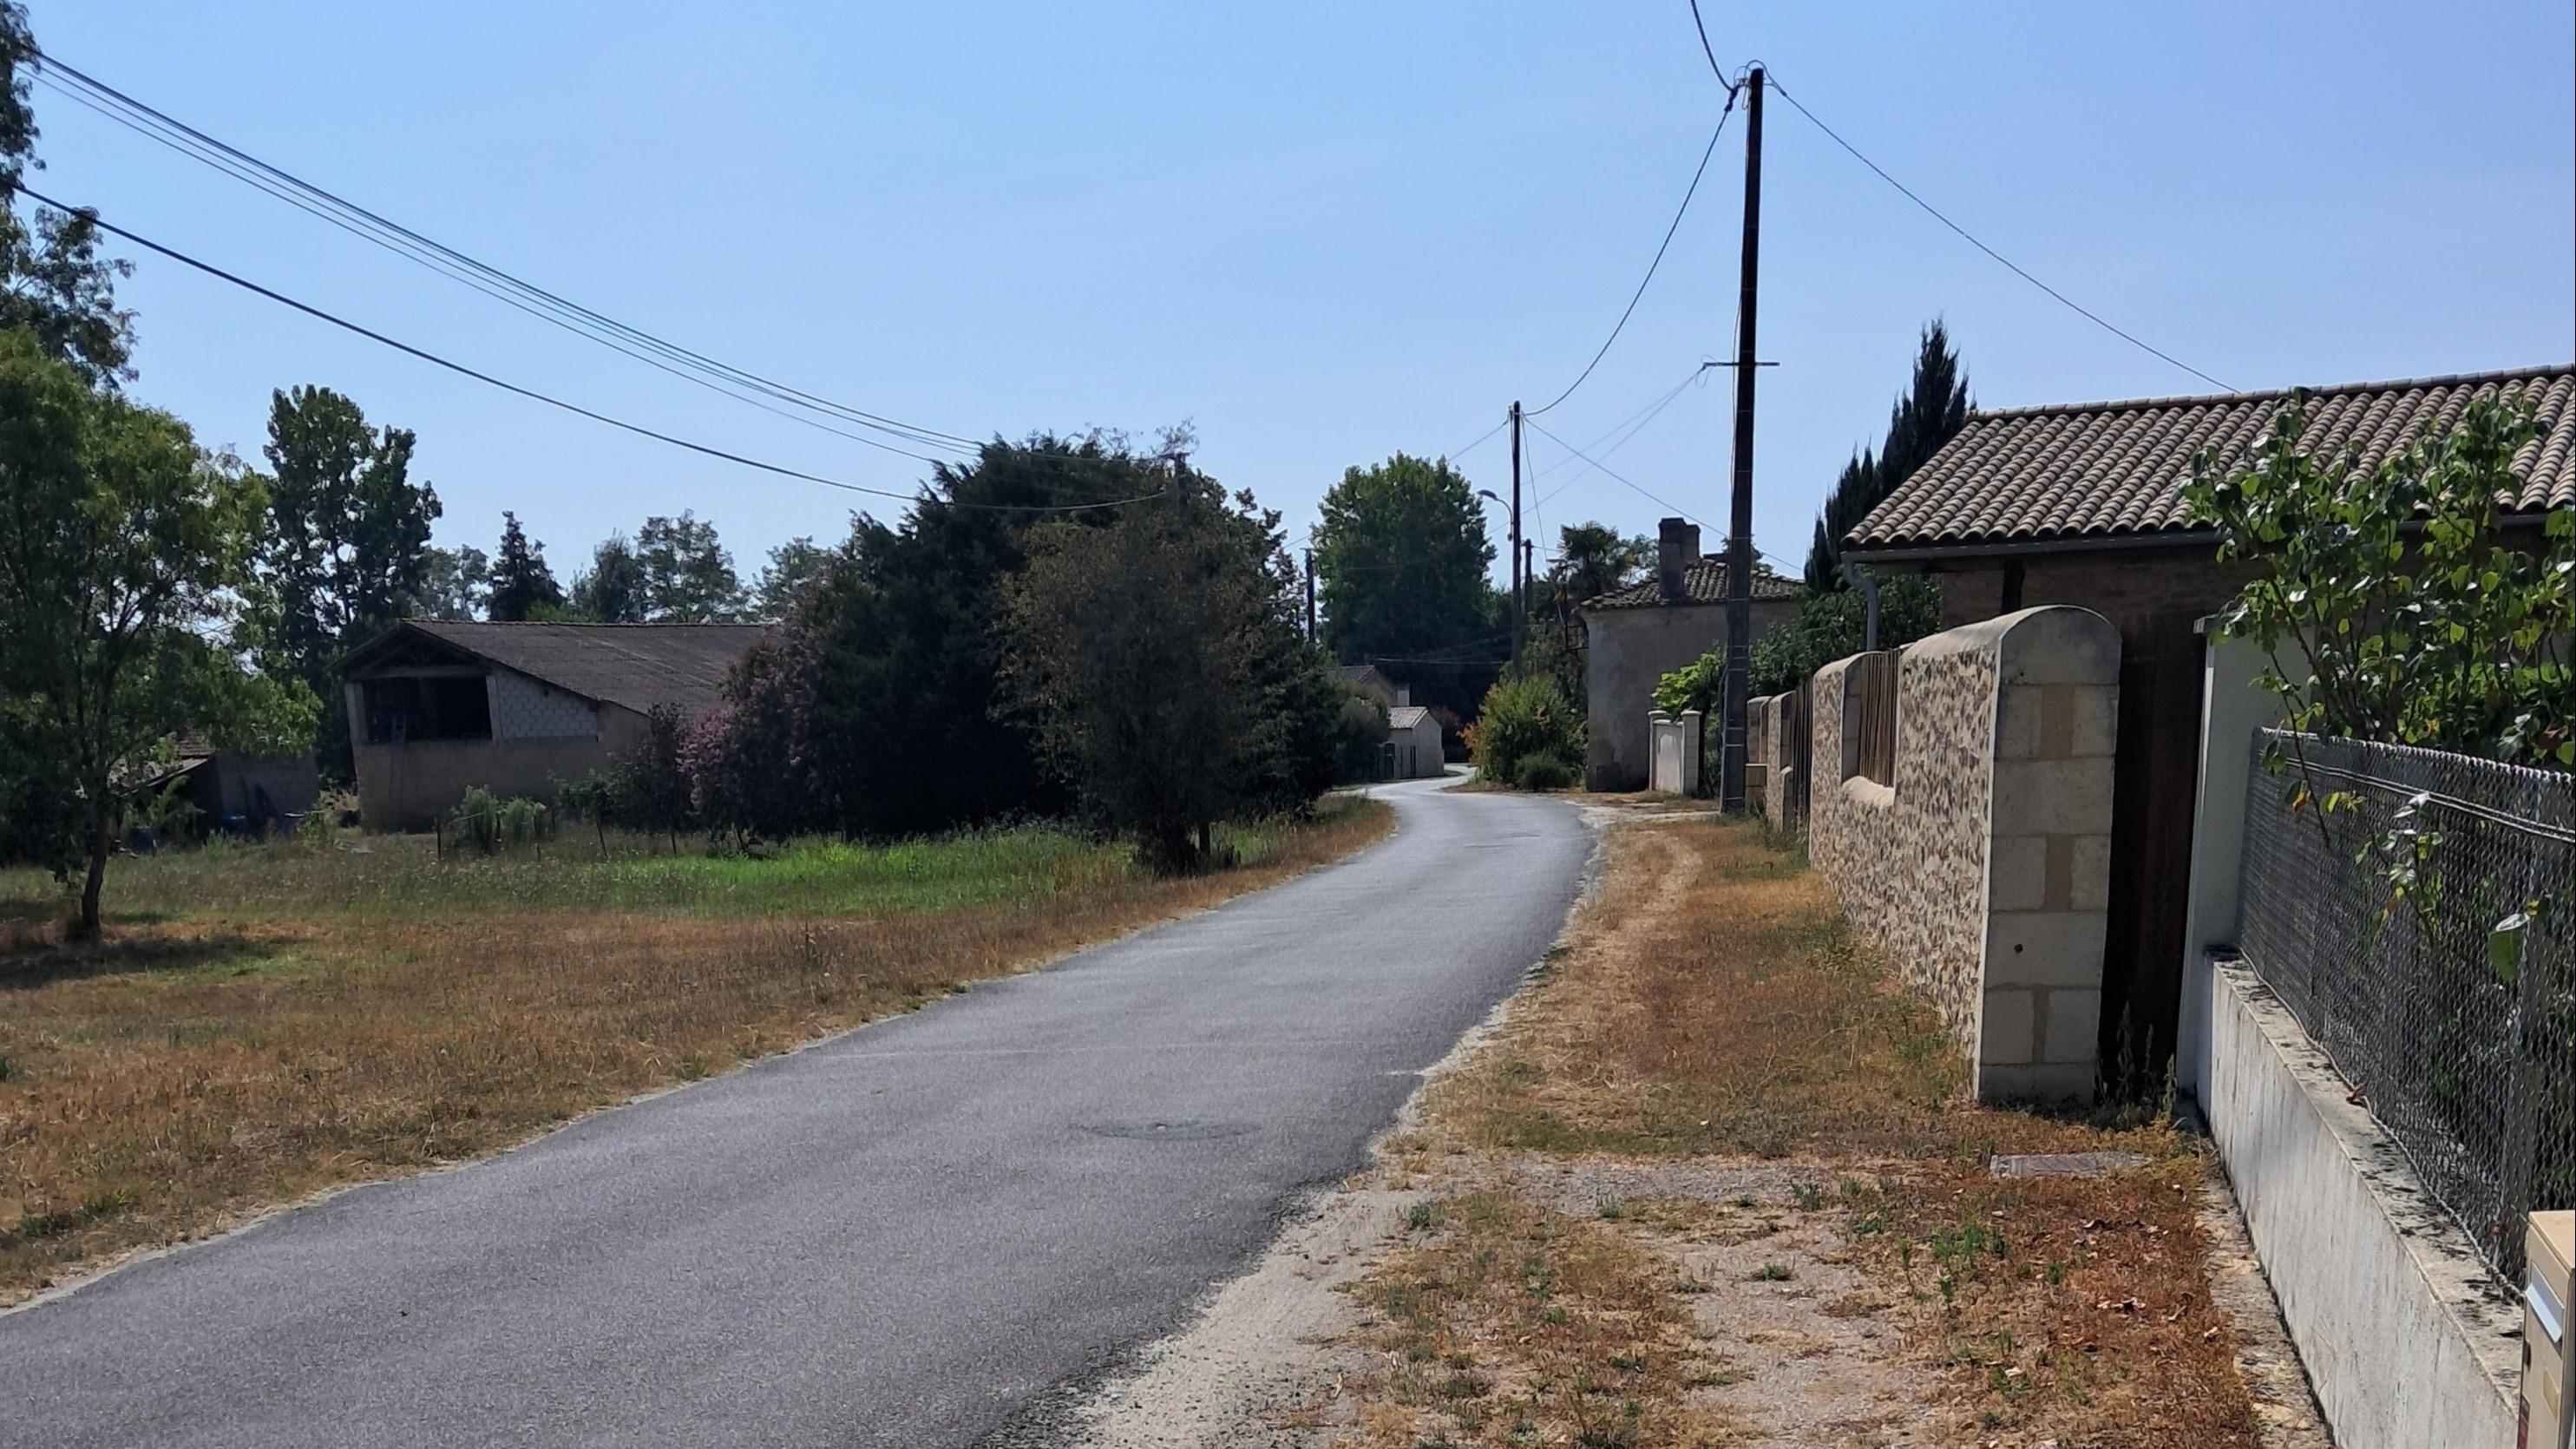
[487,512,563,621]
[568,532,647,622]
[1803,322,1970,589]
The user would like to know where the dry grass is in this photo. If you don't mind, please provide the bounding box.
[0,799,1391,1304]
[1321,816,2265,1448]
[1333,1190,1734,1447]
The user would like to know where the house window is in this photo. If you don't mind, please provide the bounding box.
[360,674,492,744]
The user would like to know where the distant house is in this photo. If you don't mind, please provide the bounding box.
[338,620,771,830]
[1386,705,1445,779]
[1330,664,1444,779]
[1578,518,1798,791]
[1839,364,2574,1085]
[1329,664,1402,711]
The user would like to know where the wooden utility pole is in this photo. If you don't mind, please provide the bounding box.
[1508,400,1525,663]
[1522,538,1536,626]
[1719,67,1764,813]
[1304,547,1317,640]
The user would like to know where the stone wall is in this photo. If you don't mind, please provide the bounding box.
[1807,606,2120,1104]
[1647,710,1701,795]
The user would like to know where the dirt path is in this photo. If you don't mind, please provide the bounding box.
[1067,809,2330,1449]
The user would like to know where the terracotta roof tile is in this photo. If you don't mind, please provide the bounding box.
[1851,364,2575,551]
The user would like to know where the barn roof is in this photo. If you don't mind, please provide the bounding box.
[343,620,772,718]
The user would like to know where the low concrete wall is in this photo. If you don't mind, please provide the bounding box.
[1647,709,1701,795]
[2206,958,2520,1449]
[1808,606,2120,1104]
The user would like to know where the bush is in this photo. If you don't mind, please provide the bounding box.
[1513,756,1577,792]
[1468,673,1583,790]
[1328,688,1390,784]
[449,786,548,851]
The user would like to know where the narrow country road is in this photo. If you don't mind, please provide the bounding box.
[0,777,1591,1449]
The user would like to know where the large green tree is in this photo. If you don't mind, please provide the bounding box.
[752,534,829,620]
[568,532,647,622]
[0,334,297,934]
[1000,472,1333,870]
[252,385,437,772]
[0,6,134,388]
[636,510,747,620]
[782,434,1166,836]
[1312,453,1498,713]
[416,543,489,620]
[1803,321,1970,590]
[486,511,563,621]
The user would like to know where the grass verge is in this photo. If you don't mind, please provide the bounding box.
[1319,816,2266,1448]
[0,797,1391,1304]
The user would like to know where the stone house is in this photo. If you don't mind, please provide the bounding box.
[1839,364,2575,1081]
[1328,664,1402,711]
[1385,704,1444,779]
[338,620,771,830]
[1577,517,1797,791]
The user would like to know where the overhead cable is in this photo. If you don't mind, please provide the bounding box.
[16,187,1157,514]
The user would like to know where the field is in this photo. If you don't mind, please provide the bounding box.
[0,801,1392,1303]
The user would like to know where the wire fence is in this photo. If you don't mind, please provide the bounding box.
[2238,730,2575,1284]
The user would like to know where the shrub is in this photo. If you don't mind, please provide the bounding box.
[449,786,548,852]
[1328,688,1389,784]
[1469,673,1583,789]
[1514,756,1577,792]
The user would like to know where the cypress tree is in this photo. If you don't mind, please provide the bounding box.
[1803,322,1970,590]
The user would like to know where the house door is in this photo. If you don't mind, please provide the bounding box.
[2099,606,2207,1098]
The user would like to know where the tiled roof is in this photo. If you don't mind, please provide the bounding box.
[357,620,773,717]
[1388,705,1432,730]
[1583,557,1800,611]
[1850,364,2576,552]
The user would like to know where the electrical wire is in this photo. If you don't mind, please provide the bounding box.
[30,54,1000,456]
[1764,72,2235,394]
[16,187,1157,515]
[1688,0,1736,96]
[1524,88,1738,416]
[1522,416,1704,528]
[1445,414,1511,462]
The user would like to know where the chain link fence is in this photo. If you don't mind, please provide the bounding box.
[2238,730,2574,1284]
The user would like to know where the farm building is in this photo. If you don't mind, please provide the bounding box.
[338,620,770,830]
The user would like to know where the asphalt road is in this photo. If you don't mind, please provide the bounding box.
[0,777,1591,1449]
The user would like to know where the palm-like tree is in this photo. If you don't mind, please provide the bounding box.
[1553,521,1649,606]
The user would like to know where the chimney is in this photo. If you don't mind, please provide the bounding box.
[1657,518,1698,604]
[1395,685,1411,707]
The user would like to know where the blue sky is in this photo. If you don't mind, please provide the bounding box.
[24,1,2576,586]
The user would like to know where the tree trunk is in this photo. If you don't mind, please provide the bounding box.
[74,796,111,941]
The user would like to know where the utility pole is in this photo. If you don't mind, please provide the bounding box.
[1719,67,1764,813]
[1304,547,1317,640]
[1508,400,1525,663]
[1522,538,1536,630]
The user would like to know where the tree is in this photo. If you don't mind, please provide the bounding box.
[2186,390,2573,769]
[1312,453,1498,714]
[1803,321,1970,590]
[1000,469,1331,870]
[1552,521,1651,607]
[637,510,747,621]
[752,534,830,619]
[416,544,490,620]
[0,334,285,934]
[568,532,647,623]
[0,8,134,388]
[252,385,437,773]
[486,512,563,621]
[783,433,1173,836]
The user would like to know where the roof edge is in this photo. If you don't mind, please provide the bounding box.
[1965,363,2574,423]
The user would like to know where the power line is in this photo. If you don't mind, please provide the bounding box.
[1764,73,2235,394]
[1444,414,1511,462]
[1687,0,1736,96]
[1522,416,1704,527]
[30,54,1000,456]
[16,187,1157,515]
[1524,88,1739,416]
[1531,363,1712,508]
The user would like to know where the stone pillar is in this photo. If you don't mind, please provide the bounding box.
[1679,709,1704,797]
[1976,608,2121,1104]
